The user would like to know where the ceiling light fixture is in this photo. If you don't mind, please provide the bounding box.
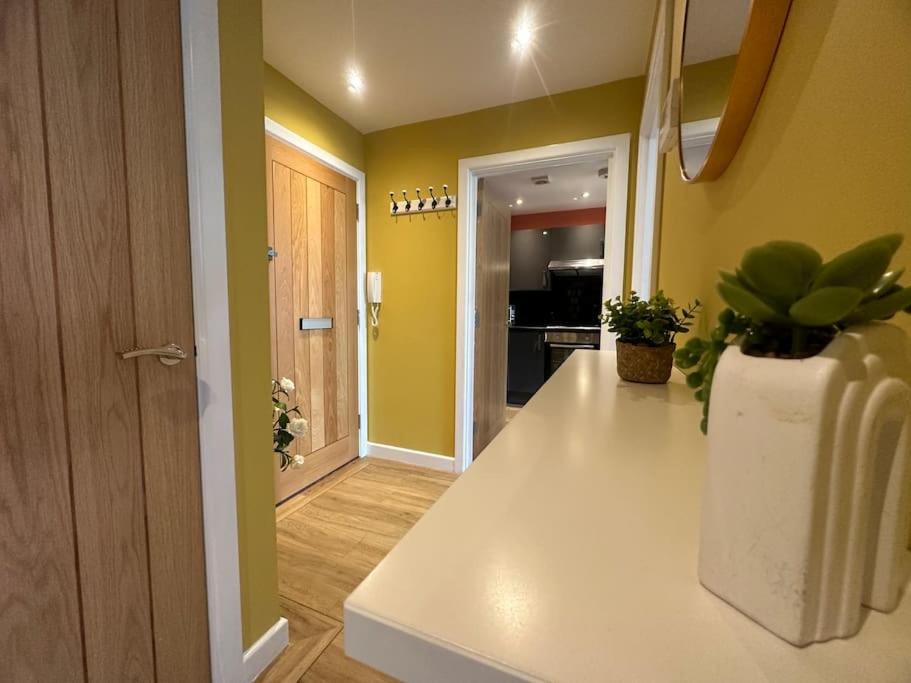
[346,68,364,94]
[573,196,579,201]
[511,11,536,53]
[515,198,524,205]
[582,191,590,198]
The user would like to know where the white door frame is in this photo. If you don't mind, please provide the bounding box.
[264,117,369,462]
[455,134,631,473]
[180,4,370,681]
[631,0,671,299]
[180,1,246,680]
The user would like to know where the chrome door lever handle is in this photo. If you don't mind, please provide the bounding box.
[119,343,187,366]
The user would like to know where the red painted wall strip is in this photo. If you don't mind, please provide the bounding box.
[511,207,607,231]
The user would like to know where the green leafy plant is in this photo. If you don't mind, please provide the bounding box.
[273,377,309,471]
[675,234,911,434]
[601,291,700,346]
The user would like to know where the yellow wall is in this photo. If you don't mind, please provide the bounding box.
[681,55,738,123]
[659,1,911,339]
[218,0,279,649]
[264,63,365,171]
[364,77,645,456]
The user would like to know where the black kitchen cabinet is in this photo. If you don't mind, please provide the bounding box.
[509,223,605,291]
[507,328,547,405]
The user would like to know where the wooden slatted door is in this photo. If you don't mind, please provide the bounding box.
[267,136,359,502]
[473,180,511,457]
[0,0,209,680]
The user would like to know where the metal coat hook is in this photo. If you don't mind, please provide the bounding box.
[388,184,455,215]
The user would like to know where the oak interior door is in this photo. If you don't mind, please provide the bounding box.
[267,136,359,502]
[0,1,209,681]
[473,180,512,457]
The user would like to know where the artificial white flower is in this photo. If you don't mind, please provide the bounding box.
[273,405,282,418]
[288,417,309,436]
[292,454,305,468]
[279,377,295,392]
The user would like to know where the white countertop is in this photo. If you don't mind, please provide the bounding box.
[344,351,911,682]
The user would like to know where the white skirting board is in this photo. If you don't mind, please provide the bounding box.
[242,617,289,682]
[365,442,456,473]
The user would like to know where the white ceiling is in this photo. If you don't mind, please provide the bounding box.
[682,0,750,65]
[263,0,659,133]
[485,159,609,214]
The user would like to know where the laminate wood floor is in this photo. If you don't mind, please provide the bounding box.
[258,458,457,682]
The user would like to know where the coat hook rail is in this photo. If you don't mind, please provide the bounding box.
[389,184,456,215]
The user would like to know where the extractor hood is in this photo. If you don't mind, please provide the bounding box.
[546,258,604,276]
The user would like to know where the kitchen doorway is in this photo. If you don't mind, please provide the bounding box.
[473,161,612,455]
[455,134,633,471]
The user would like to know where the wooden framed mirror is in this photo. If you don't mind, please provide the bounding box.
[673,0,792,182]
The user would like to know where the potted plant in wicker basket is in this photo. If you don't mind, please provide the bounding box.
[674,234,911,646]
[601,291,700,384]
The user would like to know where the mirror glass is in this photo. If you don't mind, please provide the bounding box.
[679,0,751,177]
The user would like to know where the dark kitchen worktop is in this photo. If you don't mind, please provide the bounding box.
[509,325,601,332]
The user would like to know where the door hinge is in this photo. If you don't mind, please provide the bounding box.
[267,246,278,261]
[474,308,480,328]
[356,309,360,327]
[356,203,360,220]
[357,414,361,429]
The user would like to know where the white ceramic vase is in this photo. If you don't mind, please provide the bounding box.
[699,322,911,646]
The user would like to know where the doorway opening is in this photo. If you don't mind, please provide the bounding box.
[474,161,611,454]
[455,134,632,471]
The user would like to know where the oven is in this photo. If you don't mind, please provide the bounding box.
[544,328,600,376]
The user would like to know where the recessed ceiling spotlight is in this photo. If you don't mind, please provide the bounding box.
[543,231,548,235]
[508,204,514,208]
[515,198,524,205]
[346,68,364,94]
[573,196,579,201]
[582,191,591,198]
[511,11,536,53]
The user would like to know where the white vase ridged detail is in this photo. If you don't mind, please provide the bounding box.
[699,322,911,646]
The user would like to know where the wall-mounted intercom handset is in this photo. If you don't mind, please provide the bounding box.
[367,272,382,328]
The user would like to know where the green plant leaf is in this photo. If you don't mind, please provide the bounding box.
[788,286,864,326]
[719,271,741,287]
[739,241,820,305]
[866,268,905,299]
[766,241,823,281]
[844,286,911,324]
[717,282,789,324]
[734,269,759,293]
[812,233,903,291]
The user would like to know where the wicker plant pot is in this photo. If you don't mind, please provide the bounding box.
[615,341,676,384]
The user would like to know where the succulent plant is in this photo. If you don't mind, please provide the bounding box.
[675,234,911,434]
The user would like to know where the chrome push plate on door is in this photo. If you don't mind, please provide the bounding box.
[299,317,333,331]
